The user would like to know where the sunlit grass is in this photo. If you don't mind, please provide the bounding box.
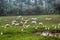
[0,15,60,40]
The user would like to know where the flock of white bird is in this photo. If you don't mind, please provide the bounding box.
[0,16,60,37]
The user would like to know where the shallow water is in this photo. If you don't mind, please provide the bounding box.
[34,31,60,37]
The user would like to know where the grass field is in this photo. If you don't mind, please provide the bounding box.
[0,15,60,40]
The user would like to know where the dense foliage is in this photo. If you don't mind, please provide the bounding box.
[0,0,60,16]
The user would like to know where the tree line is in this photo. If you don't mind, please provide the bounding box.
[0,0,60,16]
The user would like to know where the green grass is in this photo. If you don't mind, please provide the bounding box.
[0,15,60,40]
[0,33,60,40]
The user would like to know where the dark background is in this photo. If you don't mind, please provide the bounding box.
[0,0,60,16]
